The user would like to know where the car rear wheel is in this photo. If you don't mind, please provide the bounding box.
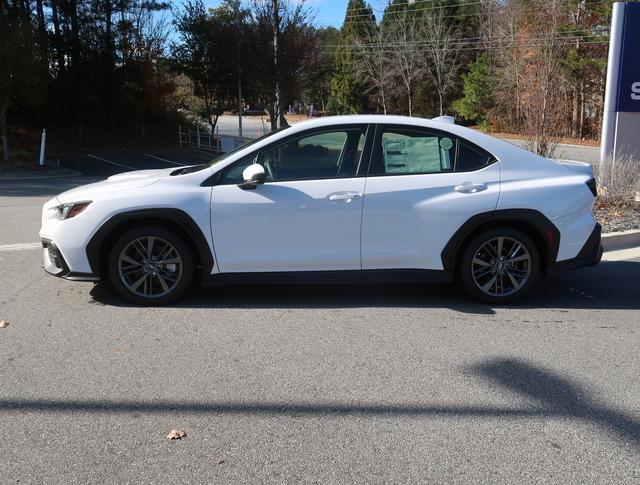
[108,226,194,306]
[460,227,540,304]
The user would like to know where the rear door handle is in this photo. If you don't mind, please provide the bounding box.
[455,182,488,194]
[328,191,361,203]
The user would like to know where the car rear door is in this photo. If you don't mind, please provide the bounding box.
[210,125,372,273]
[361,124,501,271]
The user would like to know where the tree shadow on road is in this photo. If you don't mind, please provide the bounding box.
[1,358,638,449]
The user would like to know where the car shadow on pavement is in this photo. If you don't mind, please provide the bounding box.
[89,281,497,315]
[1,358,638,449]
[89,260,640,312]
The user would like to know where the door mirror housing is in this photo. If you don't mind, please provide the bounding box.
[240,163,266,188]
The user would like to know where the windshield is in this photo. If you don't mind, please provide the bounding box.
[170,127,290,176]
[208,127,290,166]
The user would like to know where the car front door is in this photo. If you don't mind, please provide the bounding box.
[210,125,370,273]
[361,125,501,271]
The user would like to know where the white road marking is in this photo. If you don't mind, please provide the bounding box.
[144,154,185,166]
[0,242,42,252]
[87,154,136,170]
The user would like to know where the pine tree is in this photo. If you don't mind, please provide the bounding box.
[327,0,376,114]
[452,53,492,128]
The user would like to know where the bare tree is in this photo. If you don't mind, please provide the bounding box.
[386,9,424,116]
[421,7,461,117]
[519,0,567,158]
[353,23,392,115]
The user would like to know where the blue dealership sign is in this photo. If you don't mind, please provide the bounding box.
[616,3,640,112]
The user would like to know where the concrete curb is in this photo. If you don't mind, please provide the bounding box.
[602,229,640,251]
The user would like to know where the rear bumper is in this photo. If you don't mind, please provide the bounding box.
[41,239,99,282]
[548,223,603,275]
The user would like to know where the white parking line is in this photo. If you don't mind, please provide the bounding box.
[144,154,185,166]
[87,154,136,170]
[0,242,42,253]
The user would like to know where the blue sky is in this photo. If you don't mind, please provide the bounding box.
[202,0,390,28]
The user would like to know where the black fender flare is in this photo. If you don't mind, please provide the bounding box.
[85,208,214,278]
[440,209,561,272]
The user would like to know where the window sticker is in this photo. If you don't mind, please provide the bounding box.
[440,137,454,151]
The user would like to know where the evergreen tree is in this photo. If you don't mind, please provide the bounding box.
[327,0,376,114]
[452,53,492,128]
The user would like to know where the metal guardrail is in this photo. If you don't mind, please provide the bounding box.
[178,125,253,154]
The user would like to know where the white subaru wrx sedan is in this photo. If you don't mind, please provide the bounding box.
[40,115,602,305]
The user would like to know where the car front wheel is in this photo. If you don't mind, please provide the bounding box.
[460,227,540,304]
[108,226,194,305]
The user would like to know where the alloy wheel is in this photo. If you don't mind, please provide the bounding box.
[471,236,532,298]
[117,236,183,298]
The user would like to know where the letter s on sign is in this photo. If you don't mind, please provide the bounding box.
[633,82,640,101]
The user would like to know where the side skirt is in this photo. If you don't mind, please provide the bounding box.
[202,269,453,287]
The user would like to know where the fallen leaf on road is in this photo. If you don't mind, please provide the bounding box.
[166,430,187,440]
[0,320,9,328]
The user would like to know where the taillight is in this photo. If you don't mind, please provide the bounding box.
[586,178,597,197]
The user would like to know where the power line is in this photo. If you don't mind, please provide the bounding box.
[319,39,610,53]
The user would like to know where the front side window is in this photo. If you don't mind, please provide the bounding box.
[219,127,367,184]
[371,129,455,175]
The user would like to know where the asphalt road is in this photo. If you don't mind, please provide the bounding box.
[1,173,639,483]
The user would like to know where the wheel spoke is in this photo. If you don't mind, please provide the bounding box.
[473,257,491,267]
[120,254,141,266]
[156,273,170,293]
[505,270,522,290]
[482,275,497,292]
[157,242,172,261]
[130,273,148,292]
[160,270,179,282]
[159,257,180,265]
[508,242,522,259]
[473,267,493,278]
[146,237,155,257]
[506,254,530,263]
[497,237,504,258]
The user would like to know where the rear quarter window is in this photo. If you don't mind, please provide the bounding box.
[456,141,495,172]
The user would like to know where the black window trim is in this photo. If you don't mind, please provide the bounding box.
[210,123,374,186]
[364,123,498,177]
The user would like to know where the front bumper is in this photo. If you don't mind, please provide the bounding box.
[41,239,99,282]
[548,223,603,275]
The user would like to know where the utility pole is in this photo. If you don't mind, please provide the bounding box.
[234,0,243,139]
[273,0,281,130]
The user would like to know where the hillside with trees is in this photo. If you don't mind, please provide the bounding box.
[0,0,622,162]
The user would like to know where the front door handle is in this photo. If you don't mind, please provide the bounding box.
[328,191,361,203]
[455,182,488,194]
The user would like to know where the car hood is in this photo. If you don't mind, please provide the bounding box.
[56,168,176,203]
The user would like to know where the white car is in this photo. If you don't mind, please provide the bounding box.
[40,115,602,305]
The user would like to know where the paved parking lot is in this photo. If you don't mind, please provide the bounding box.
[0,157,639,483]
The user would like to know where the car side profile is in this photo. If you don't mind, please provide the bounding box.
[40,115,602,305]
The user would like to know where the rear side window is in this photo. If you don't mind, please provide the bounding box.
[371,129,455,175]
[456,141,495,172]
[369,126,496,176]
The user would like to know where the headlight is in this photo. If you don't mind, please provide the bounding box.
[50,201,92,220]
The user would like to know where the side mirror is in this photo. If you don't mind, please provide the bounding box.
[241,163,266,185]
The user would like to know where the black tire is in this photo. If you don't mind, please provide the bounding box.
[459,227,540,304]
[108,226,195,306]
